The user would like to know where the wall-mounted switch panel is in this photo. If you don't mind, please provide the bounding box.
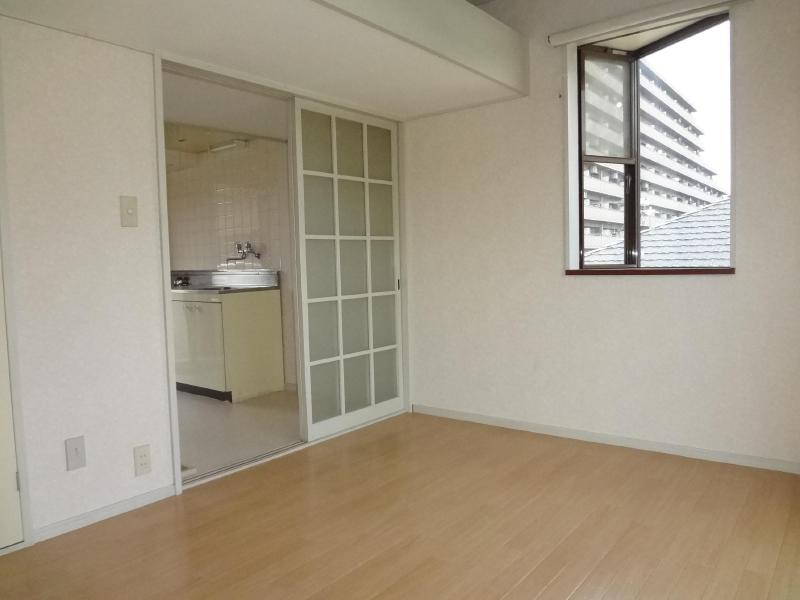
[65,436,86,471]
[119,195,138,227]
[133,444,151,476]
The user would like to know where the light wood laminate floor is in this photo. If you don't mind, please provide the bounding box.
[0,413,798,599]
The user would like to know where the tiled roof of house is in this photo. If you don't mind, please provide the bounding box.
[584,198,731,267]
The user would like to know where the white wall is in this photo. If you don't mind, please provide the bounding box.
[0,17,174,530]
[403,0,800,465]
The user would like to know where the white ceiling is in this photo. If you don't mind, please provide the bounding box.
[0,0,525,121]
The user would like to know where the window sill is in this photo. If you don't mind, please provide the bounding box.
[565,268,735,276]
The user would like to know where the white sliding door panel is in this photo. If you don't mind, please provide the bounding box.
[0,253,22,549]
[295,99,403,440]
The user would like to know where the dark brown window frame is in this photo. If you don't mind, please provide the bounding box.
[571,13,733,276]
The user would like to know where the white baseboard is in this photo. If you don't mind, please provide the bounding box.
[413,404,800,475]
[32,485,176,543]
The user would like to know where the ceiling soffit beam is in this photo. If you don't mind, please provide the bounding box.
[314,0,529,95]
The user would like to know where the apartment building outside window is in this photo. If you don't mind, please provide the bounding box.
[577,15,732,272]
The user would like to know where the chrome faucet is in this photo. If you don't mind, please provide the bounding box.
[244,241,261,259]
[226,241,261,264]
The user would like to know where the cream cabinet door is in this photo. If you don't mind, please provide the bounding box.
[172,301,226,392]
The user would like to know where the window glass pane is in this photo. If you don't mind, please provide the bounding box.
[369,183,393,236]
[311,361,340,423]
[336,118,364,177]
[304,176,334,235]
[370,241,395,292]
[372,295,396,348]
[338,180,366,236]
[308,301,339,361]
[373,349,397,403]
[340,240,367,295]
[344,355,371,413]
[637,21,731,267]
[302,110,333,173]
[582,56,631,158]
[582,162,626,265]
[367,126,392,181]
[306,240,337,298]
[341,298,368,354]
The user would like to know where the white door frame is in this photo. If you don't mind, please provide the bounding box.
[152,54,184,495]
[0,76,32,552]
[294,98,406,442]
[152,55,314,492]
[154,56,410,483]
[0,253,29,557]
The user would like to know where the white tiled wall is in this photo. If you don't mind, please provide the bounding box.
[166,138,297,385]
[166,138,287,271]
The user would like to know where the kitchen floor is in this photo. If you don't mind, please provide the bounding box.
[178,389,301,480]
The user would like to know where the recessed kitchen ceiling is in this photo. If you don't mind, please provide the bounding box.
[0,0,527,121]
[162,71,289,142]
[164,122,253,155]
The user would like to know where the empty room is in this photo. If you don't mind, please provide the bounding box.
[0,0,797,598]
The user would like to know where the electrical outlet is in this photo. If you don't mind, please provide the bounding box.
[65,436,86,471]
[133,444,151,476]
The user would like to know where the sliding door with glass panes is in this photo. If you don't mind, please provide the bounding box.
[295,100,403,440]
[578,14,731,270]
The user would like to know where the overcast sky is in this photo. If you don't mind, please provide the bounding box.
[642,21,731,194]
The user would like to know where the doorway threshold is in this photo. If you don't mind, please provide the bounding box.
[182,440,305,487]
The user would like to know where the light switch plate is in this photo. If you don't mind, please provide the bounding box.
[133,444,151,476]
[65,436,86,471]
[119,195,138,227]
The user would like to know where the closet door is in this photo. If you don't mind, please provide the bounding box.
[295,99,403,440]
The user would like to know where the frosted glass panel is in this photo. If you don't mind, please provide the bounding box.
[372,295,396,348]
[369,183,393,236]
[340,240,367,295]
[336,118,364,177]
[370,241,395,292]
[311,361,340,423]
[341,298,368,354]
[344,355,371,413]
[338,180,366,236]
[304,176,334,235]
[306,240,337,298]
[374,349,397,403]
[308,301,339,361]
[367,126,392,181]
[302,110,333,173]
[300,106,402,435]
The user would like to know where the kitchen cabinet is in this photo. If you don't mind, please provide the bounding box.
[172,289,285,401]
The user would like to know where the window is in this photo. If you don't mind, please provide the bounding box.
[576,14,732,273]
